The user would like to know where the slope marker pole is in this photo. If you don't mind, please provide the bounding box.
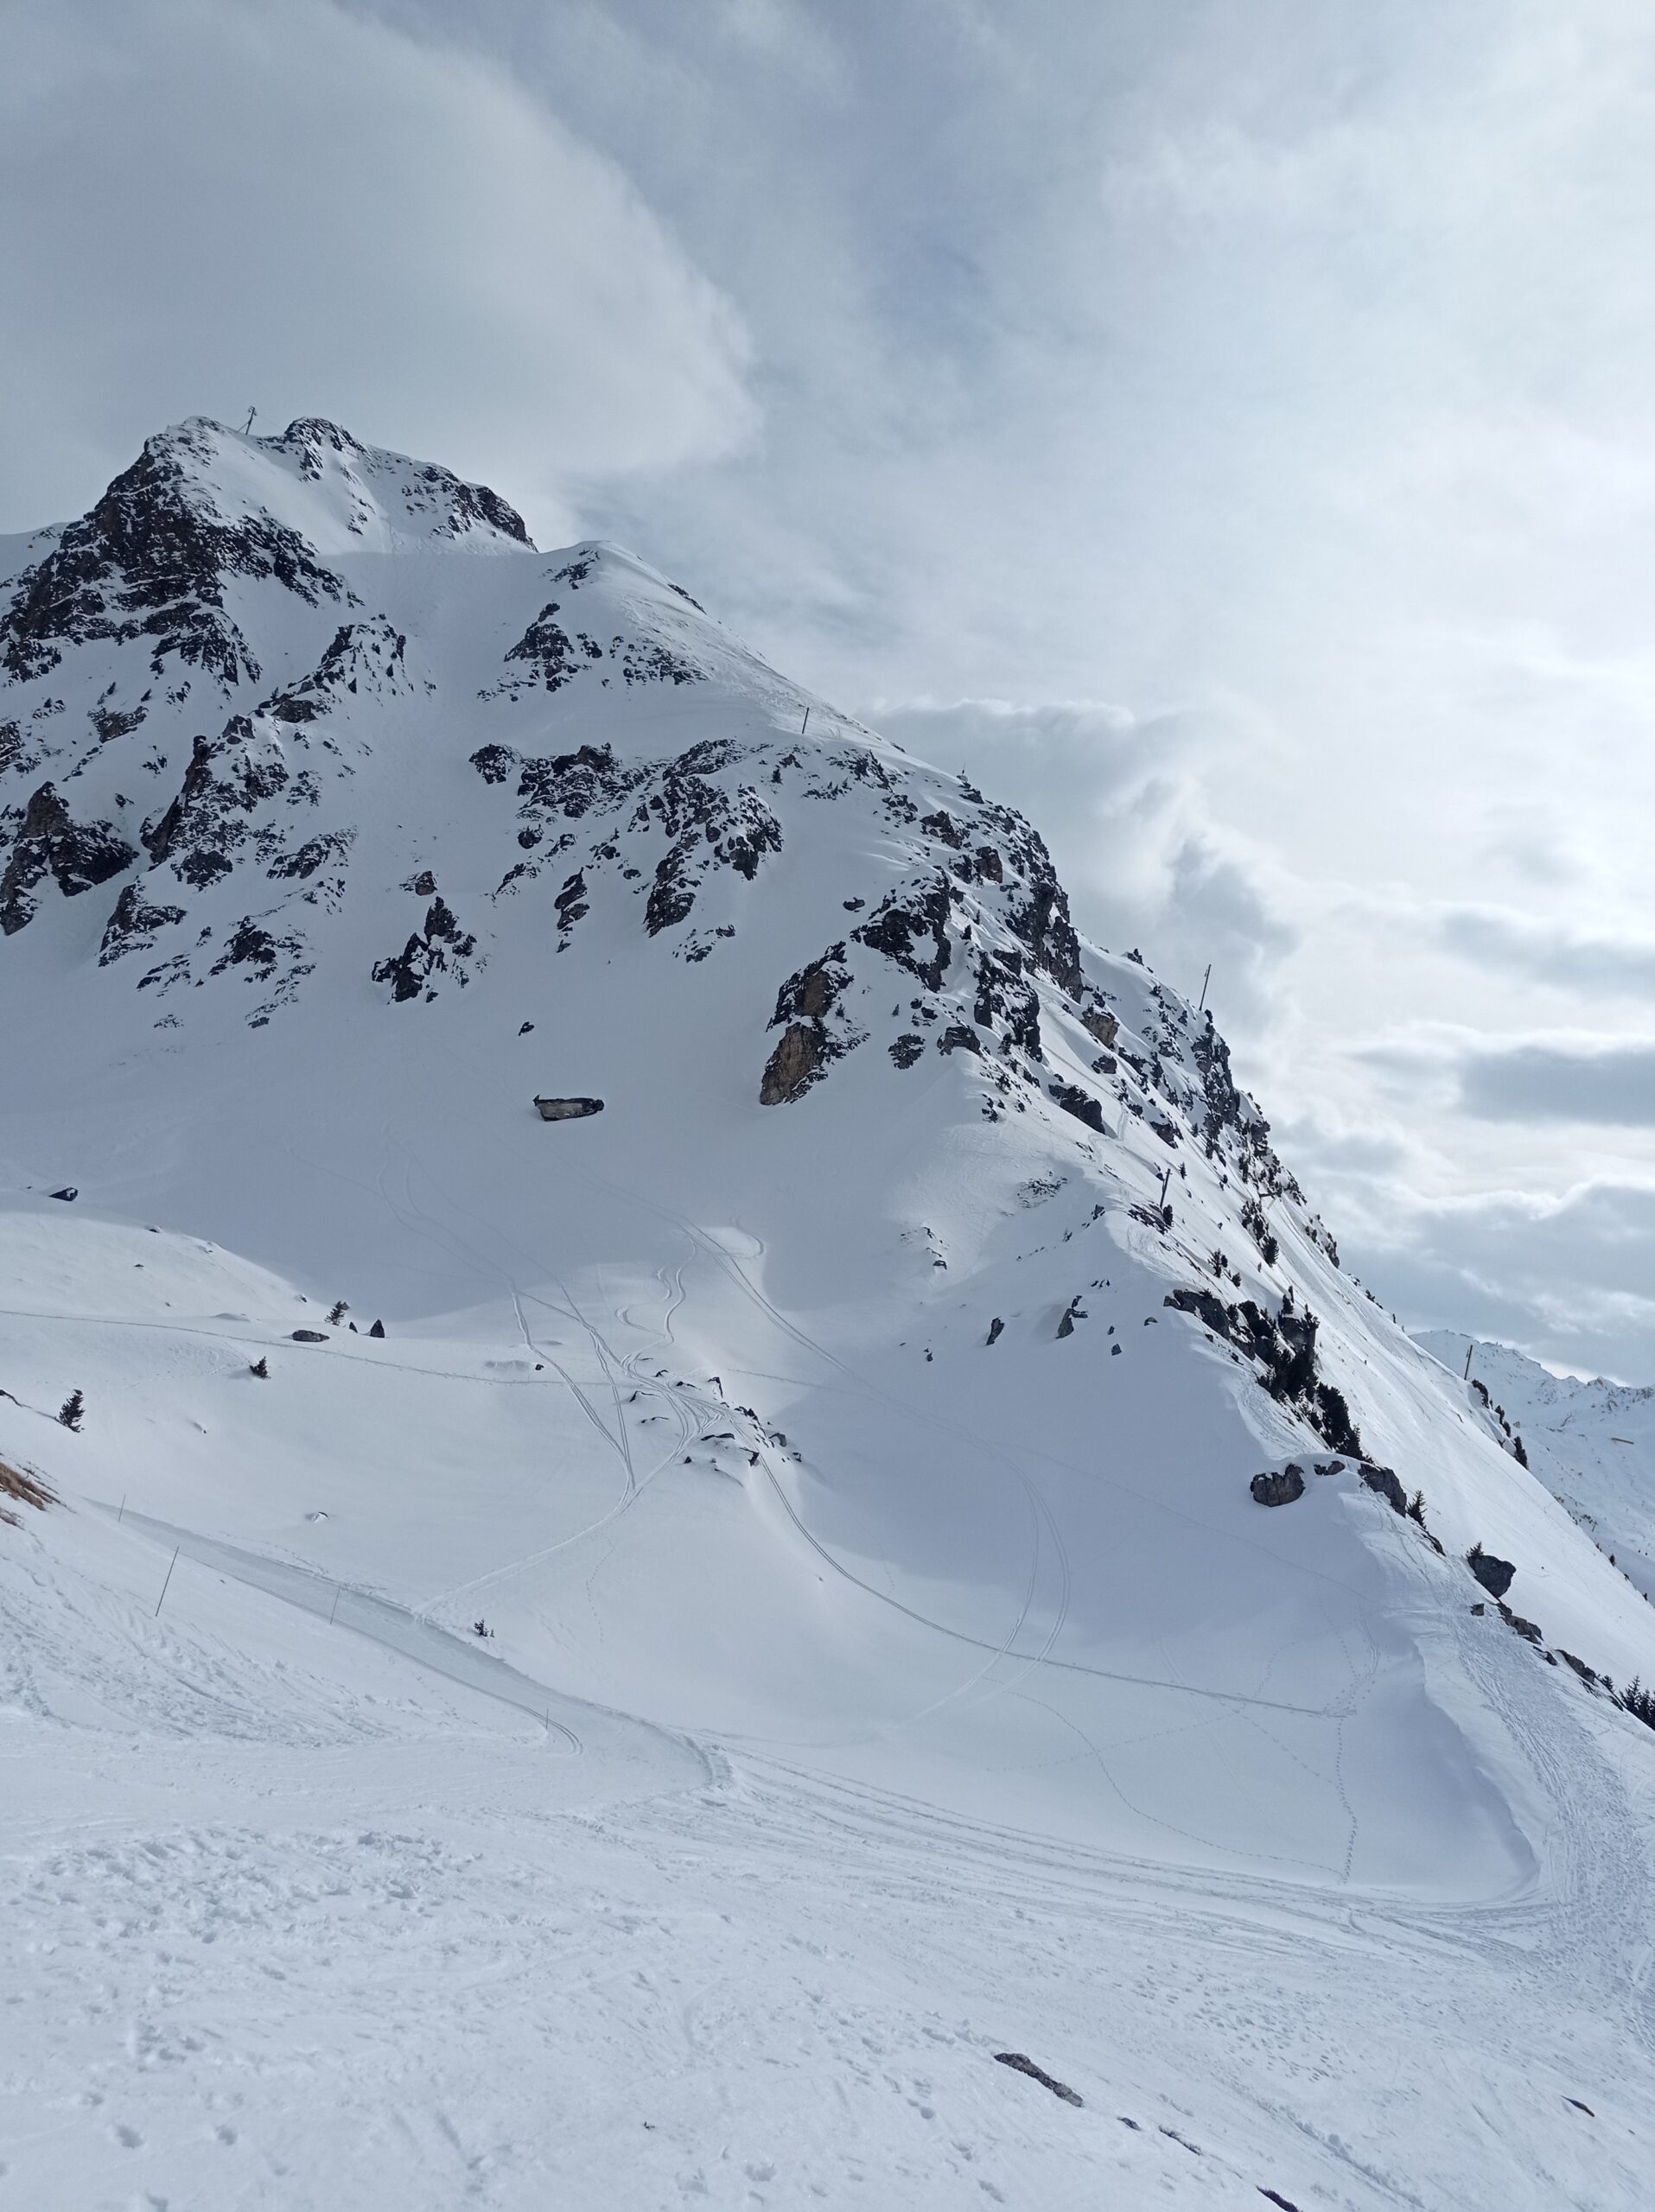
[1198,962,1212,1013]
[155,1548,180,1618]
[800,706,810,735]
[1463,1344,1474,1380]
[118,1493,126,1524]
[328,1586,341,1626]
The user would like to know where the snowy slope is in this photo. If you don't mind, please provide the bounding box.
[4,419,1655,2209]
[1420,1331,1655,1606]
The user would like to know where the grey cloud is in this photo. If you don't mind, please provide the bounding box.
[1456,1041,1655,1127]
[1341,1180,1655,1383]
[1437,906,1655,996]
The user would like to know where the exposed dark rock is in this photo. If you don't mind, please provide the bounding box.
[1000,826,1083,995]
[1049,1081,1104,1134]
[993,2053,1082,2107]
[1163,1289,1364,1457]
[938,1022,983,1056]
[1251,1466,1305,1507]
[1,781,136,932]
[266,829,354,882]
[760,1022,821,1105]
[1165,1285,1232,1336]
[290,1329,328,1343]
[1359,1463,1408,1516]
[261,618,411,724]
[1498,1599,1543,1644]
[372,894,476,1002]
[986,1318,1004,1345]
[920,807,967,849]
[1467,1545,1517,1601]
[487,600,605,696]
[2,419,347,686]
[854,874,952,991]
[772,945,849,1026]
[369,1319,385,1338]
[972,944,1041,1057]
[209,916,301,979]
[533,1096,603,1122]
[555,869,589,931]
[48,1186,77,1202]
[888,1033,925,1069]
[142,718,291,882]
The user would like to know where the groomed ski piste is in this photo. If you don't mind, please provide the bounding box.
[3,419,1654,2209]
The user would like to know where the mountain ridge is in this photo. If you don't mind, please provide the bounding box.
[3,416,1653,1891]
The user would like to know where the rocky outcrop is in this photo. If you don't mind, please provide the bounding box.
[1,420,345,687]
[0,781,135,933]
[1467,1545,1517,1601]
[1251,1465,1305,1507]
[99,881,186,964]
[854,874,952,991]
[372,894,477,1003]
[761,1024,822,1105]
[1164,1287,1364,1457]
[760,945,859,1103]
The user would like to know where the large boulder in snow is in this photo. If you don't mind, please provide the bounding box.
[1251,1465,1306,1508]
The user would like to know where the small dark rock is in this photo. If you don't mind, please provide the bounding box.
[49,1186,78,1202]
[993,2053,1082,2107]
[986,1318,1004,1346]
[291,1329,328,1343]
[369,1319,385,1339]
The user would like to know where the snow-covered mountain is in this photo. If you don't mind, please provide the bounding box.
[1420,1332,1655,1605]
[5,420,1655,2210]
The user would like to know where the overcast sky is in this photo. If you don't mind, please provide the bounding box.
[6,0,1655,1377]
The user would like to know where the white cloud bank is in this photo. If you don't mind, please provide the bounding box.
[0,0,754,537]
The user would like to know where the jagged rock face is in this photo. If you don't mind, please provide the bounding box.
[1,420,347,689]
[761,1023,822,1105]
[0,412,1318,1300]
[0,781,135,933]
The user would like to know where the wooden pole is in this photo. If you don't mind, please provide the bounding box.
[1198,963,1212,1012]
[155,1548,179,1618]
[800,706,810,735]
[1463,1344,1474,1379]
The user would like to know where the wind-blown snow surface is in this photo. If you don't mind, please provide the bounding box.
[3,420,1655,2209]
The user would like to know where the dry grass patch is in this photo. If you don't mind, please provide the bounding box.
[0,1457,56,1527]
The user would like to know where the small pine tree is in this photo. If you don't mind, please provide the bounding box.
[327,1300,348,1326]
[1407,1489,1426,1526]
[58,1388,84,1432]
[1620,1678,1655,1732]
[250,1356,270,1378]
